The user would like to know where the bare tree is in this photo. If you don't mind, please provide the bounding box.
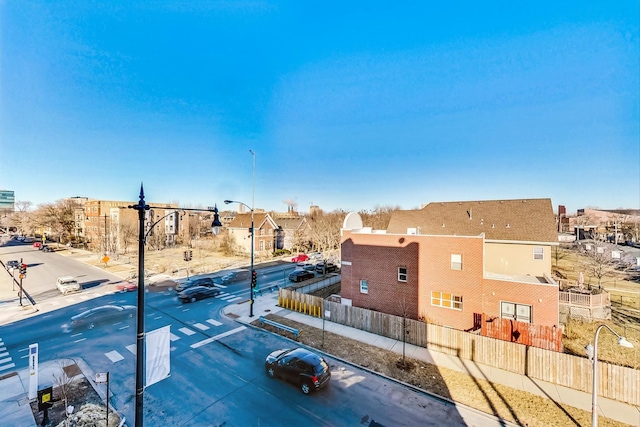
[582,243,615,289]
[358,204,401,230]
[119,215,138,255]
[37,199,76,243]
[308,209,347,253]
[52,363,74,426]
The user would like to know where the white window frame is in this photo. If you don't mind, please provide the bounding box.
[360,279,368,294]
[431,291,462,310]
[533,247,544,260]
[451,254,462,270]
[500,301,532,323]
[398,267,407,282]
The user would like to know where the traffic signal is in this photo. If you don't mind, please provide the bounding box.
[183,250,193,261]
[251,270,257,288]
[19,263,27,275]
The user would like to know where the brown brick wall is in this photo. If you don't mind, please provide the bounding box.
[341,230,559,331]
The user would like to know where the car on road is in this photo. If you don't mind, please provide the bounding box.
[33,242,42,249]
[41,245,54,252]
[291,254,309,263]
[265,347,331,394]
[288,270,315,282]
[69,305,136,330]
[6,260,19,270]
[56,276,82,295]
[315,261,338,274]
[177,286,221,303]
[116,279,138,292]
[175,276,215,292]
[217,269,251,285]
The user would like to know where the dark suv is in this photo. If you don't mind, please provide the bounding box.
[315,261,338,274]
[175,277,215,292]
[265,348,331,394]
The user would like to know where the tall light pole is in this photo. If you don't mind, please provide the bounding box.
[585,324,634,427]
[129,185,223,426]
[225,198,255,317]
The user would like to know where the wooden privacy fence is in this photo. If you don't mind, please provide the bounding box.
[481,314,563,352]
[277,289,640,406]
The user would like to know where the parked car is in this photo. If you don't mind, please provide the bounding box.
[175,276,215,292]
[56,276,81,295]
[69,305,136,330]
[6,260,19,271]
[41,245,54,252]
[315,262,338,274]
[265,348,331,394]
[299,263,315,272]
[291,254,309,263]
[33,242,42,249]
[218,269,251,285]
[116,279,138,292]
[178,286,221,303]
[288,270,315,282]
[308,252,323,261]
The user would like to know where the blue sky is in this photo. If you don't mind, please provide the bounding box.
[1,1,638,214]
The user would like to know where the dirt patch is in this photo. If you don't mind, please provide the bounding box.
[255,314,630,427]
[29,376,119,427]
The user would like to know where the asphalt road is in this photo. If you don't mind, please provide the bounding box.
[1,239,498,426]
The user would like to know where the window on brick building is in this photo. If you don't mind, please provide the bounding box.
[431,291,462,310]
[360,279,368,294]
[398,267,407,282]
[451,254,462,270]
[500,301,531,323]
[533,247,544,260]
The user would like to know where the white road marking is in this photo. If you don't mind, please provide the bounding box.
[226,296,242,303]
[105,351,124,362]
[193,323,209,331]
[0,352,8,358]
[126,344,136,355]
[206,319,222,326]
[0,363,15,371]
[74,338,86,343]
[0,357,11,364]
[179,327,195,336]
[170,333,180,342]
[191,326,246,349]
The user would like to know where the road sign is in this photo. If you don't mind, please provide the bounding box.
[101,256,110,264]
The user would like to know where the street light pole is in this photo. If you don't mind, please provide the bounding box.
[585,324,634,427]
[224,199,255,317]
[128,184,149,427]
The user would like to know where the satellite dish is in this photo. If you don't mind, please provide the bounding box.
[342,212,363,230]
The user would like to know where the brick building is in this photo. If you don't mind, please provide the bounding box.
[340,198,560,330]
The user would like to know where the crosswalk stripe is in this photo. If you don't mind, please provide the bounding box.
[206,319,222,326]
[193,323,209,331]
[126,344,136,355]
[178,327,195,336]
[105,350,124,363]
[170,333,180,342]
[0,362,15,371]
[226,296,242,302]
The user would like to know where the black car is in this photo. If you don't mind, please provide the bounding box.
[69,305,136,330]
[175,276,215,292]
[288,270,314,282]
[6,260,19,270]
[265,348,331,394]
[178,285,221,303]
[41,245,54,252]
[315,262,338,274]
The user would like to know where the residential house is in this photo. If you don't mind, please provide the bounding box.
[340,198,560,331]
[272,215,311,252]
[227,212,279,256]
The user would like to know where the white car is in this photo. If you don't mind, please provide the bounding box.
[56,276,81,295]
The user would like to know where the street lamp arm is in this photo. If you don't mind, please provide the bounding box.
[224,199,252,212]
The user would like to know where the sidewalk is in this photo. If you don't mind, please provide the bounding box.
[0,358,108,427]
[224,292,640,427]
